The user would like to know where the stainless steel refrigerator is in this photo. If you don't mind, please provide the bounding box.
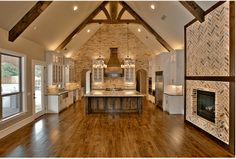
[155,71,164,110]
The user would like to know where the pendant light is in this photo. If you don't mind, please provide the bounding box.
[121,23,135,68]
[93,24,107,69]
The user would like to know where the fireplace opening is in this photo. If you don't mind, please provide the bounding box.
[197,90,215,123]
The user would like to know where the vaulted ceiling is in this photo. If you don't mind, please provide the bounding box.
[0,1,218,57]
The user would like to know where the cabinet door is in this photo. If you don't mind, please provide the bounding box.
[125,67,136,83]
[59,65,62,83]
[52,65,56,84]
[69,66,72,82]
[61,66,63,82]
[54,64,58,84]
[130,68,134,82]
[56,65,58,83]
[59,95,63,111]
[93,68,103,83]
[57,65,59,83]
[71,67,74,82]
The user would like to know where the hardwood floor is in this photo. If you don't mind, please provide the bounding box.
[0,99,233,157]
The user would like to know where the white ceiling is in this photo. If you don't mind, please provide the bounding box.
[0,1,36,30]
[22,1,101,51]
[0,1,218,57]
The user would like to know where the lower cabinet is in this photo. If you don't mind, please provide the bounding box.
[47,91,74,113]
[74,89,80,101]
[164,94,184,114]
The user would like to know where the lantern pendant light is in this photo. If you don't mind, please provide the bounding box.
[93,24,107,69]
[121,23,135,69]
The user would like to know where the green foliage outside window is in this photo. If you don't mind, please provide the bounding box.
[1,63,18,77]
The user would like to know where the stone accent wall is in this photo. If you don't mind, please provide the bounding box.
[185,2,231,144]
[92,77,135,90]
[186,2,229,76]
[72,24,154,84]
[186,80,229,144]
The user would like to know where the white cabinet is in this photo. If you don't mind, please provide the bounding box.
[92,67,104,83]
[124,67,135,83]
[148,50,184,111]
[75,89,80,100]
[46,52,64,85]
[47,91,74,113]
[67,91,73,106]
[65,58,75,83]
[165,94,184,114]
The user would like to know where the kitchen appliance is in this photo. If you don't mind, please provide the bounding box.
[105,48,123,77]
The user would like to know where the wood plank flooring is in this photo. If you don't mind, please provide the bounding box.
[0,99,233,157]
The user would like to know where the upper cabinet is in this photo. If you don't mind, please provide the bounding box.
[92,67,104,83]
[124,67,135,84]
[46,52,64,85]
[64,58,75,83]
[122,58,135,84]
[92,59,105,83]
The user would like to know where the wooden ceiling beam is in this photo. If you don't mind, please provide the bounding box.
[119,1,174,52]
[88,19,141,24]
[179,1,205,22]
[117,8,126,20]
[110,1,118,20]
[9,1,52,42]
[56,1,109,51]
[101,7,111,20]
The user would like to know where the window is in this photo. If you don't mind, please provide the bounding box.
[0,53,23,119]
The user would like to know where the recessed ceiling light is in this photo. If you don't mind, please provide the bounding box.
[73,6,78,11]
[87,29,91,33]
[138,28,141,32]
[150,4,155,10]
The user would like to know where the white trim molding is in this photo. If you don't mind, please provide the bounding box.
[0,116,34,139]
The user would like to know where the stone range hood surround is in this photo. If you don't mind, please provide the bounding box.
[105,48,123,77]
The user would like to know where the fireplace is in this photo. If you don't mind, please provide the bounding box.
[197,90,215,123]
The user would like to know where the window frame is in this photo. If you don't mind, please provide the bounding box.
[0,49,26,121]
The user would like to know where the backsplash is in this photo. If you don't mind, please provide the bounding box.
[93,77,135,90]
[47,82,80,93]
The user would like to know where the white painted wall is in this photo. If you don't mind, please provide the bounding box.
[0,27,45,132]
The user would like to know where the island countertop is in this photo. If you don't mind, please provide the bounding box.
[84,90,144,97]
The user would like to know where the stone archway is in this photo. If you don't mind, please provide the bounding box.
[136,69,148,95]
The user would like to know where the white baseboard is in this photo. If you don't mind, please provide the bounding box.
[0,116,34,139]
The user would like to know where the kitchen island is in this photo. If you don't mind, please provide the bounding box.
[84,90,144,114]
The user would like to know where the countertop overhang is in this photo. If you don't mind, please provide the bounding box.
[84,90,144,97]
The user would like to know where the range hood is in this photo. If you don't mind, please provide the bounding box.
[105,48,123,77]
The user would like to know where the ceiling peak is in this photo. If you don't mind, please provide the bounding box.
[56,1,174,52]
